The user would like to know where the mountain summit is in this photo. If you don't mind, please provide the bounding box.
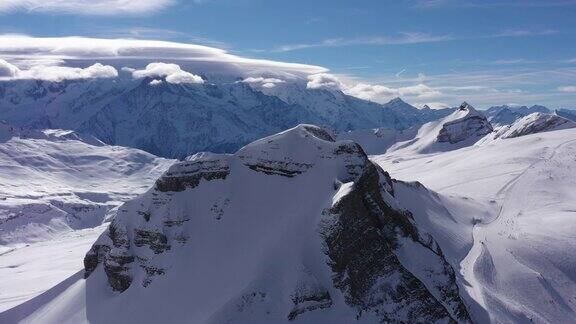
[388,102,492,154]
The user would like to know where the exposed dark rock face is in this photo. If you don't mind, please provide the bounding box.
[133,229,171,254]
[83,244,110,278]
[155,158,230,192]
[87,220,136,292]
[437,102,493,144]
[320,163,472,323]
[288,290,333,321]
[302,125,335,142]
[242,160,313,177]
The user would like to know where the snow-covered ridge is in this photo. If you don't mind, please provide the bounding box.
[485,104,551,127]
[5,124,474,323]
[388,102,492,154]
[479,112,576,144]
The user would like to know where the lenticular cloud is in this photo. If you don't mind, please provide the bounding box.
[0,35,327,78]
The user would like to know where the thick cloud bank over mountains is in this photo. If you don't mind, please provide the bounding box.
[0,35,445,105]
[0,35,327,79]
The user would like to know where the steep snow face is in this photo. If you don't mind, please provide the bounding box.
[388,102,493,154]
[5,125,473,323]
[375,128,576,323]
[0,79,450,158]
[480,112,576,144]
[484,105,550,127]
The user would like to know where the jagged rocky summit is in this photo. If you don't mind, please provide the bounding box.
[436,102,493,144]
[83,124,472,323]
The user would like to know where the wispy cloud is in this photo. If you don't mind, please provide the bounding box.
[86,26,231,49]
[0,0,176,16]
[558,85,576,93]
[493,29,558,37]
[415,0,576,9]
[270,27,560,53]
[271,33,453,52]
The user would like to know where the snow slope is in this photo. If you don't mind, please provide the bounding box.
[1,125,474,323]
[388,102,492,154]
[374,127,576,323]
[0,127,173,311]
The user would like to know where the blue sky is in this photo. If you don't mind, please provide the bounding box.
[0,0,575,108]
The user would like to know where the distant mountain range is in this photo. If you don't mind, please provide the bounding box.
[0,78,451,158]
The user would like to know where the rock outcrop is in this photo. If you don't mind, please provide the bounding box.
[437,102,493,144]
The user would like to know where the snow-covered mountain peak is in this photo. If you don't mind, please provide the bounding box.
[238,124,338,161]
[456,101,480,115]
[236,124,367,181]
[388,102,492,154]
[60,124,474,323]
[389,97,405,104]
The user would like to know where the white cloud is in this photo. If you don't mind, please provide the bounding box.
[273,33,452,52]
[306,73,344,90]
[240,77,285,88]
[415,102,451,109]
[400,84,442,97]
[346,82,441,103]
[0,61,118,81]
[305,73,442,104]
[494,29,558,38]
[132,62,203,84]
[166,71,203,84]
[149,79,163,86]
[0,35,326,78]
[0,58,19,77]
[0,0,175,16]
[132,62,182,78]
[558,86,576,93]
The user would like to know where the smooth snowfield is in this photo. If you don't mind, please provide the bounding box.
[0,129,173,311]
[0,226,105,312]
[375,128,576,323]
